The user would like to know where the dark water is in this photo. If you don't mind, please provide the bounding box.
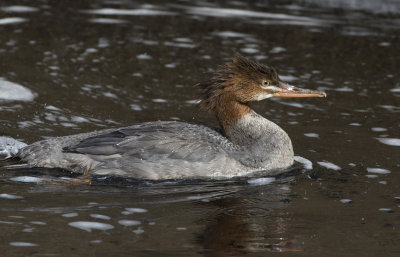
[0,0,399,256]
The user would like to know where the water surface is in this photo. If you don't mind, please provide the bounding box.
[0,0,399,256]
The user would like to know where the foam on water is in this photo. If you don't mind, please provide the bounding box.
[304,133,319,138]
[367,168,391,174]
[247,177,275,185]
[118,220,141,226]
[0,193,23,199]
[124,208,148,214]
[90,214,111,220]
[340,199,352,203]
[294,156,313,170]
[9,242,38,247]
[9,176,43,183]
[0,17,27,25]
[0,79,36,101]
[69,221,114,232]
[62,213,78,218]
[82,8,176,16]
[317,161,341,170]
[376,138,400,146]
[371,127,387,132]
[89,18,128,24]
[1,6,39,12]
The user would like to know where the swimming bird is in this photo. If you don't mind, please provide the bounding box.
[2,56,326,180]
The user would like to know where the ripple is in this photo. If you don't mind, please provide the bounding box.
[247,177,275,185]
[294,156,313,170]
[89,18,128,24]
[9,176,43,183]
[118,220,141,226]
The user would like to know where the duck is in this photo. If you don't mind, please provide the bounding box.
[4,56,326,180]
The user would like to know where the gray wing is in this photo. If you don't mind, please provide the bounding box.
[60,121,241,179]
[63,121,228,163]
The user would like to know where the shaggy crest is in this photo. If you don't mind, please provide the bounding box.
[197,56,278,113]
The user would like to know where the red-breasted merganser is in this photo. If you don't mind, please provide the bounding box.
[3,56,326,180]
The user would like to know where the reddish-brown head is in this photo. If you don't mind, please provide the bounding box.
[198,56,326,113]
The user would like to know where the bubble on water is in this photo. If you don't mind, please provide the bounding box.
[317,161,341,170]
[304,133,319,138]
[118,220,141,226]
[247,177,275,185]
[390,87,400,93]
[366,174,378,178]
[90,214,111,220]
[103,92,118,99]
[349,123,361,126]
[294,156,313,170]
[376,138,400,146]
[367,168,391,174]
[130,104,143,111]
[340,199,352,203]
[0,193,23,199]
[69,221,114,232]
[9,242,38,247]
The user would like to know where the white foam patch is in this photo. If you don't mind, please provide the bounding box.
[270,47,286,53]
[340,199,352,203]
[0,193,23,199]
[1,6,38,12]
[371,127,387,132]
[90,214,111,220]
[89,18,128,24]
[69,221,114,232]
[118,220,141,226]
[317,161,341,170]
[82,8,176,16]
[279,75,298,82]
[10,176,43,183]
[133,227,144,234]
[62,213,78,218]
[294,156,313,170]
[304,133,319,138]
[247,177,275,185]
[367,168,391,174]
[379,208,393,212]
[9,242,38,247]
[212,31,250,38]
[376,138,400,146]
[390,87,400,93]
[0,17,27,25]
[124,208,148,214]
[152,98,167,103]
[137,54,152,60]
[0,79,36,101]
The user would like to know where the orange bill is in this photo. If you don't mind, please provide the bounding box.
[274,81,327,98]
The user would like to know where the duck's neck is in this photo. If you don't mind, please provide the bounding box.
[216,99,294,169]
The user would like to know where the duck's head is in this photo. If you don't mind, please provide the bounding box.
[198,56,326,113]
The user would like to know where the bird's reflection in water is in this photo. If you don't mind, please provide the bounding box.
[198,179,304,256]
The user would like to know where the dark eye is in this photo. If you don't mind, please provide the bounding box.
[262,81,270,87]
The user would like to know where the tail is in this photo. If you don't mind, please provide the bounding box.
[0,136,28,160]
